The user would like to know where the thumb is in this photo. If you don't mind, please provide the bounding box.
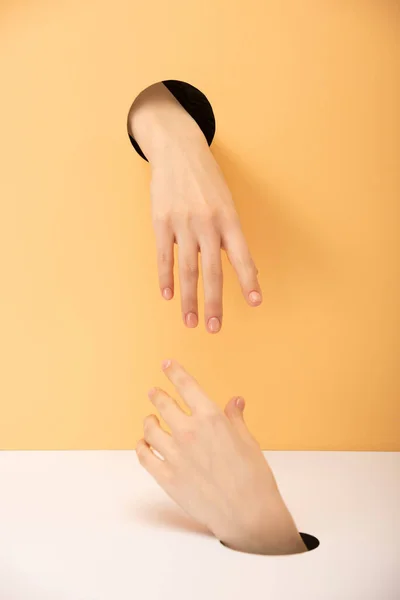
[225,397,258,446]
[224,396,246,427]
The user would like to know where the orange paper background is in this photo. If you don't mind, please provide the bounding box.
[0,0,399,449]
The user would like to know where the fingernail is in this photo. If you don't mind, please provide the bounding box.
[185,312,198,328]
[207,317,221,333]
[249,291,262,305]
[235,396,245,410]
[161,360,171,370]
[162,288,173,300]
[148,387,157,398]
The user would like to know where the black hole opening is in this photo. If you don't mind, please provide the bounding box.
[299,532,320,551]
[220,532,320,555]
[127,80,216,161]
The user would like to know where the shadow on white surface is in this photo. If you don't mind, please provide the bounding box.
[133,500,213,538]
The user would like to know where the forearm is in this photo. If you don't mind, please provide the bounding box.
[128,82,207,164]
[222,497,308,556]
[235,532,307,556]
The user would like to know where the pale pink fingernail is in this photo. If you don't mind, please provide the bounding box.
[185,312,198,328]
[161,360,171,370]
[249,291,262,305]
[207,317,221,333]
[148,387,157,398]
[162,288,173,300]
[235,397,245,410]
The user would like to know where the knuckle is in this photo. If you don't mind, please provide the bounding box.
[143,415,156,432]
[158,251,172,266]
[173,209,190,225]
[224,210,240,226]
[175,372,192,390]
[199,207,218,224]
[236,253,252,268]
[153,213,170,227]
[155,397,167,412]
[206,262,222,281]
[197,215,219,236]
[248,261,257,275]
[239,258,257,278]
[204,410,224,429]
[176,428,197,445]
[150,390,164,409]
[182,263,199,280]
[245,255,257,271]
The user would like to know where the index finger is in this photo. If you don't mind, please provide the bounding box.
[161,360,216,415]
[222,224,262,306]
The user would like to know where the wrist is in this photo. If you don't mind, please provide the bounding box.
[220,498,308,556]
[128,83,207,164]
[223,525,307,556]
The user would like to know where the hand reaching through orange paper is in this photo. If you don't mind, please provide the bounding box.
[128,83,262,333]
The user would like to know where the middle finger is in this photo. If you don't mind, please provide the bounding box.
[176,232,199,329]
[148,387,188,431]
[199,232,223,333]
